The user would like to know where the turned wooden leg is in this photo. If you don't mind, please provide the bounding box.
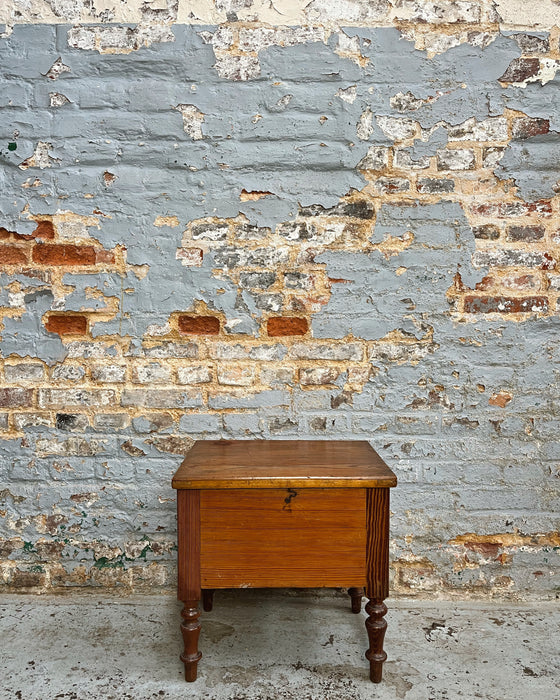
[177,490,202,682]
[365,487,390,683]
[180,601,202,682]
[202,589,214,612]
[348,587,364,613]
[365,599,388,682]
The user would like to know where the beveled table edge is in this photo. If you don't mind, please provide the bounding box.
[172,475,398,489]
[172,439,398,489]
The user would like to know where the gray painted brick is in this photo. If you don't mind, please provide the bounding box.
[178,413,223,433]
[208,390,290,410]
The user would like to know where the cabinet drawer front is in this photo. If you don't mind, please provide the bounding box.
[200,488,366,588]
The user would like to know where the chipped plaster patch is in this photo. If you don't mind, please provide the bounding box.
[0,0,558,29]
[335,85,357,104]
[19,142,59,170]
[174,104,205,140]
[374,230,415,258]
[154,216,180,228]
[239,190,274,201]
[67,23,175,53]
[305,0,390,24]
[49,92,70,107]
[391,0,481,24]
[357,107,373,140]
[214,53,260,80]
[52,211,100,240]
[335,30,369,65]
[377,115,418,142]
[494,0,560,29]
[44,57,70,80]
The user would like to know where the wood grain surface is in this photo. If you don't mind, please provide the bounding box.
[177,490,201,601]
[172,440,397,489]
[366,487,390,601]
[199,488,367,588]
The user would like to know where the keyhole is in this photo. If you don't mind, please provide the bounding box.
[283,488,298,510]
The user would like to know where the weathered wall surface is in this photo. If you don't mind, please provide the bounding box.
[1,0,559,598]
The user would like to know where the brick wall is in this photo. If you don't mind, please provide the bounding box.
[0,0,559,598]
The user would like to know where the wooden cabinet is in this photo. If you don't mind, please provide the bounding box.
[172,439,397,683]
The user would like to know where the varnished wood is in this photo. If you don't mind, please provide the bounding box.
[172,440,397,489]
[366,488,390,600]
[177,490,200,601]
[180,601,202,682]
[200,488,366,588]
[202,589,214,612]
[177,491,201,682]
[365,488,390,682]
[348,587,364,614]
[365,600,388,683]
[173,441,397,684]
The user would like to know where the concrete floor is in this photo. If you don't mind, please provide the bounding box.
[1,591,559,700]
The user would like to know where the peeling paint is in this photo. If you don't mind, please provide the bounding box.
[0,7,559,598]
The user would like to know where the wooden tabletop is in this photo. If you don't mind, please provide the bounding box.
[172,440,397,489]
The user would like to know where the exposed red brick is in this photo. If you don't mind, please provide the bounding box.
[463,541,501,557]
[32,244,96,266]
[45,314,88,336]
[489,391,513,408]
[503,274,539,291]
[474,275,495,291]
[14,220,56,241]
[0,245,29,265]
[32,220,56,239]
[95,249,116,264]
[267,316,308,336]
[512,117,550,139]
[21,268,52,283]
[541,253,555,270]
[452,271,467,293]
[499,57,540,83]
[464,296,548,314]
[524,201,552,216]
[0,228,13,240]
[0,388,33,408]
[468,201,552,218]
[178,315,220,335]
